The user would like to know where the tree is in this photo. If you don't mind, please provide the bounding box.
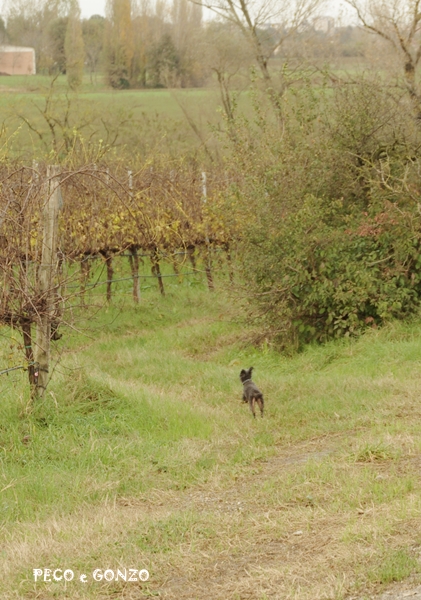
[82,15,105,83]
[4,0,69,72]
[105,0,135,88]
[171,0,205,86]
[131,12,149,86]
[49,17,68,73]
[148,32,180,87]
[204,22,253,122]
[0,16,7,44]
[64,0,85,89]
[191,0,323,116]
[345,0,421,122]
[131,0,172,87]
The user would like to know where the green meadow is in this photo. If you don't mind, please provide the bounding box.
[0,74,226,157]
[1,266,421,598]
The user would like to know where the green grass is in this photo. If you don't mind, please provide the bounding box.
[0,74,226,159]
[0,61,396,161]
[2,273,421,598]
[369,548,420,584]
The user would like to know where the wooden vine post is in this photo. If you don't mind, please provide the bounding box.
[202,171,214,291]
[34,165,62,399]
[127,172,141,303]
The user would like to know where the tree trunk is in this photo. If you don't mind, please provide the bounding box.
[105,251,114,302]
[151,250,165,296]
[404,60,421,122]
[80,256,90,306]
[187,246,197,271]
[225,243,234,284]
[128,247,141,304]
[204,247,214,291]
[34,165,61,399]
[21,319,36,390]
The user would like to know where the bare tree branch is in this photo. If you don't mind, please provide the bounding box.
[345,0,421,122]
[190,0,323,118]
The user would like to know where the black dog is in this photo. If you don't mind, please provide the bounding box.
[240,367,264,418]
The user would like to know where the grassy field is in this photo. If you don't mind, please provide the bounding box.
[0,64,393,160]
[1,267,421,599]
[0,74,226,159]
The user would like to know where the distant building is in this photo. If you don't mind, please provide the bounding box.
[0,46,36,75]
[313,16,335,34]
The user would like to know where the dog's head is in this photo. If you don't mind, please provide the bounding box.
[240,367,253,383]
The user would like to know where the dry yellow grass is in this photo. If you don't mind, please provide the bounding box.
[2,431,421,599]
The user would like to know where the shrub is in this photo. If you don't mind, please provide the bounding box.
[227,77,421,348]
[242,194,421,346]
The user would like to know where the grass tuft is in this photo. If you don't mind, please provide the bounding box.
[369,548,420,584]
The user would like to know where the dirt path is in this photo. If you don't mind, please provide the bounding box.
[2,435,420,600]
[355,585,421,600]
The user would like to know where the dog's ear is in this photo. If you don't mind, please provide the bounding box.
[240,369,246,377]
[248,367,254,375]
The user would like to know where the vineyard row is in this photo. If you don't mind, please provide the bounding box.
[0,162,240,396]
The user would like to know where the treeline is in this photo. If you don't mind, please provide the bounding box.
[0,0,216,88]
[0,0,368,89]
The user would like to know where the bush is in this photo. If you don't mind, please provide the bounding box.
[227,77,421,348]
[242,194,421,346]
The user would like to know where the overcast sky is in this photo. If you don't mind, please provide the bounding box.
[79,0,353,21]
[80,0,105,18]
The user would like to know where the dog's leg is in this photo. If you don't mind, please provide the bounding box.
[249,398,256,418]
[257,396,264,418]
